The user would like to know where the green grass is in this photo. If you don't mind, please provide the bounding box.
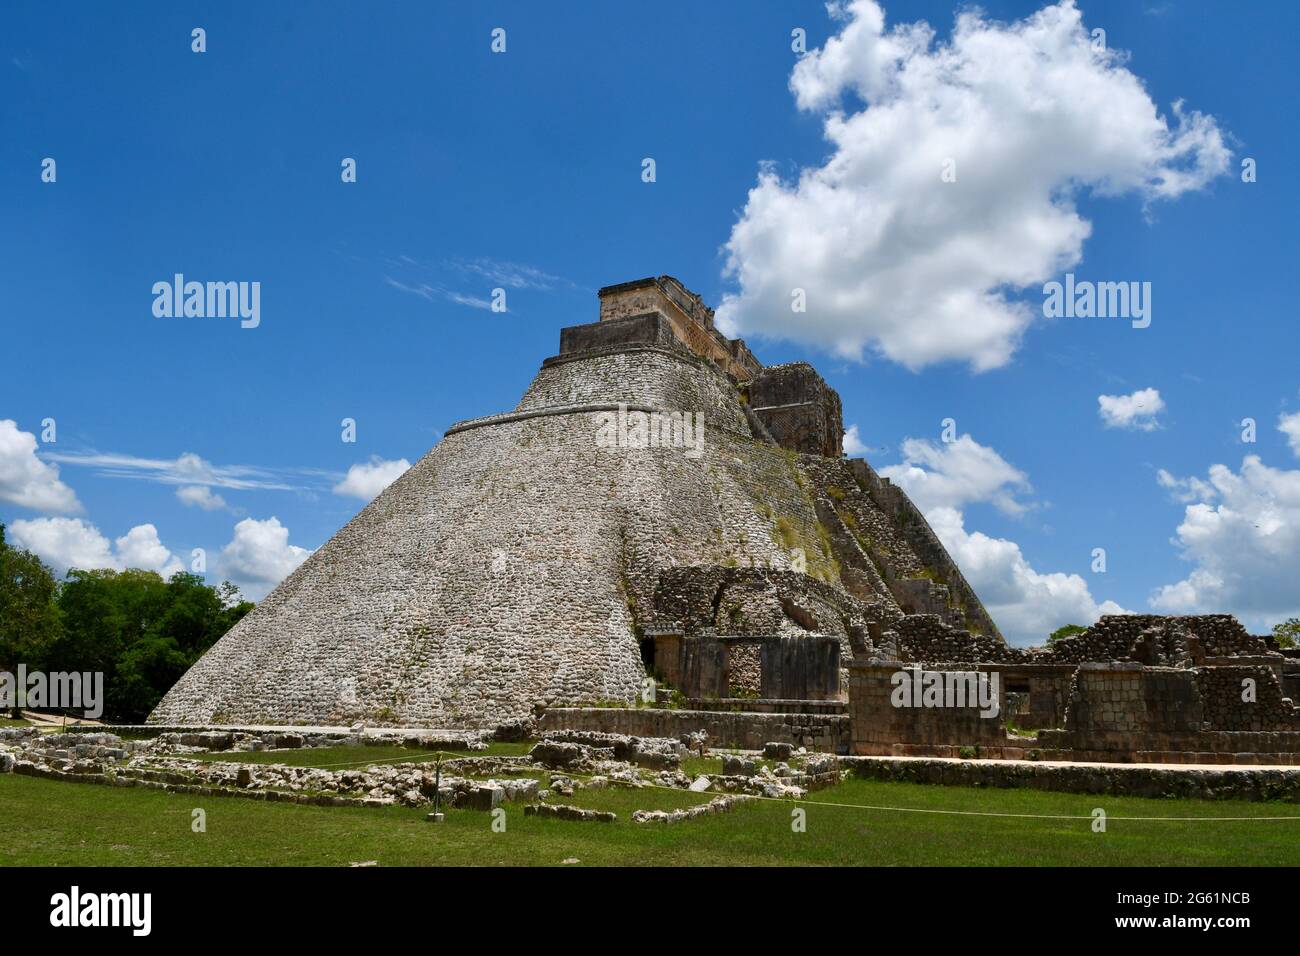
[680,756,724,777]
[0,717,30,727]
[190,742,533,768]
[679,755,779,777]
[2,771,1297,866]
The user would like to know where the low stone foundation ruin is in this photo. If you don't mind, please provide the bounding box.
[539,706,849,753]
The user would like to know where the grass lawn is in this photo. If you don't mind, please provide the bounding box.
[0,717,30,728]
[190,742,533,768]
[2,772,1297,866]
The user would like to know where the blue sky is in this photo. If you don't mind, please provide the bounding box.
[2,0,1297,643]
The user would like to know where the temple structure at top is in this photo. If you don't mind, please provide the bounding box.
[595,275,761,382]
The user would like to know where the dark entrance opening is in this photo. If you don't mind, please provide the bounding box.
[639,637,656,669]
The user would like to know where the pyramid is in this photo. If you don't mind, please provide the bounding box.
[150,277,1000,728]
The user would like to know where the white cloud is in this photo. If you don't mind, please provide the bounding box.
[1098,387,1165,431]
[1278,411,1300,457]
[1156,467,1214,504]
[44,448,316,493]
[8,517,115,572]
[450,258,574,291]
[113,524,185,578]
[843,425,870,456]
[177,484,230,511]
[716,0,1229,370]
[332,457,410,501]
[927,506,1127,645]
[879,434,1031,515]
[217,517,312,600]
[0,420,81,513]
[1150,454,1300,625]
[7,517,182,578]
[384,276,491,311]
[874,429,1122,643]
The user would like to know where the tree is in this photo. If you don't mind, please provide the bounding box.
[48,566,255,722]
[1,528,255,721]
[111,634,191,719]
[0,525,63,713]
[1272,619,1299,650]
[1047,624,1087,645]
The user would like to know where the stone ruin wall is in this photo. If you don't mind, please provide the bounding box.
[596,277,759,381]
[539,706,849,752]
[849,663,1014,755]
[845,615,1298,763]
[649,566,905,657]
[1030,613,1273,664]
[878,611,1281,669]
[746,362,844,458]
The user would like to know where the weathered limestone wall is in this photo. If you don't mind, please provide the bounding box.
[1199,665,1300,730]
[1061,663,1300,738]
[896,614,1022,663]
[1065,664,1203,735]
[596,276,759,381]
[1037,614,1276,664]
[847,656,1300,763]
[747,362,844,458]
[650,566,902,650]
[539,706,850,752]
[559,312,681,356]
[843,755,1300,800]
[760,636,840,701]
[848,662,1011,755]
[668,635,839,701]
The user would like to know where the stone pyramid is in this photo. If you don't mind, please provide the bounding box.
[150,277,999,728]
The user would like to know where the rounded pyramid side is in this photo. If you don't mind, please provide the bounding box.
[149,346,858,728]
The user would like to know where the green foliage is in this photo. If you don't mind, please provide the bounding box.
[774,516,798,552]
[0,527,253,722]
[1272,619,1299,649]
[0,524,63,702]
[1047,624,1087,645]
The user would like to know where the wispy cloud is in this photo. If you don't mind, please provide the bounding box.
[448,257,577,292]
[384,276,492,310]
[379,253,581,313]
[43,450,337,494]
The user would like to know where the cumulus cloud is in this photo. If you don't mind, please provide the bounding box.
[1150,454,1300,624]
[8,517,183,578]
[927,507,1127,645]
[1156,467,1214,504]
[843,425,871,456]
[114,524,185,577]
[217,517,312,600]
[878,434,1032,515]
[176,484,230,511]
[332,457,411,501]
[1098,387,1165,431]
[0,420,81,513]
[1279,411,1300,458]
[875,430,1122,643]
[716,0,1230,369]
